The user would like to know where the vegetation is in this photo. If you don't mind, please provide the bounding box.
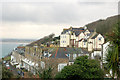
[2,65,13,78]
[105,22,120,78]
[86,15,120,36]
[28,33,60,46]
[3,56,11,61]
[40,33,55,44]
[55,56,104,79]
[38,67,52,80]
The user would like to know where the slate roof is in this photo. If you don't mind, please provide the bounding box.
[50,48,68,58]
[66,48,90,54]
[89,32,97,39]
[82,30,87,33]
[61,27,85,36]
[49,47,90,58]
[71,28,84,31]
[61,29,69,34]
[91,33,99,39]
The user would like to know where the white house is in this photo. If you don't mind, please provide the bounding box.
[60,27,105,51]
[78,32,85,40]
[102,42,110,63]
[83,29,90,36]
[88,32,104,52]
[60,30,71,47]
[60,27,85,47]
[78,39,87,48]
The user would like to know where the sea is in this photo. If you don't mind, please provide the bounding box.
[0,42,29,58]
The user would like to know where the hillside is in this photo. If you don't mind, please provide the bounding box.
[85,15,120,36]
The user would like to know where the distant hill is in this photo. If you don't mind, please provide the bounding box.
[1,39,36,43]
[85,15,120,36]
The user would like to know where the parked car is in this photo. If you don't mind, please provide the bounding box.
[3,61,6,64]
[6,63,10,67]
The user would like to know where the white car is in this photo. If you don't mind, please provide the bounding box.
[6,63,10,67]
[3,61,6,64]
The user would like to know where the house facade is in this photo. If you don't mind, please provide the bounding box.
[60,32,70,47]
[22,44,43,74]
[60,27,87,47]
[88,32,105,52]
[60,26,105,51]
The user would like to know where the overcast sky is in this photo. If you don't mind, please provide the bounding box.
[0,0,119,39]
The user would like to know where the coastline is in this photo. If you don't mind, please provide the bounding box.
[0,42,29,59]
[0,42,30,44]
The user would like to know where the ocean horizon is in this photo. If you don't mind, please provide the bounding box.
[0,42,29,58]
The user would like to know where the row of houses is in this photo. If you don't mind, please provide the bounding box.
[10,26,110,77]
[11,43,91,76]
[60,26,105,52]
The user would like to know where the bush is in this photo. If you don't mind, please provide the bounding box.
[2,66,13,78]
[55,56,104,79]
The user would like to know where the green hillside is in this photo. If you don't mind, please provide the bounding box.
[86,15,120,36]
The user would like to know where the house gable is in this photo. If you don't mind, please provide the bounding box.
[84,29,90,35]
[78,32,85,40]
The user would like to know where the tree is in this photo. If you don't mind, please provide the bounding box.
[2,66,13,78]
[55,56,104,79]
[105,22,120,78]
[40,33,55,45]
[38,67,52,80]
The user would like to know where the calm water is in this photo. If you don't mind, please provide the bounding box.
[0,42,29,58]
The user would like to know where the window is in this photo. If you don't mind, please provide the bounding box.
[98,37,102,41]
[84,42,86,45]
[63,41,64,43]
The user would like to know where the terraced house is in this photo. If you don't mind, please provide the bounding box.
[60,26,91,47]
[22,43,43,74]
[11,40,90,75]
[60,26,105,51]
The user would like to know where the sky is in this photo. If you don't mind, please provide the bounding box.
[0,0,119,39]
